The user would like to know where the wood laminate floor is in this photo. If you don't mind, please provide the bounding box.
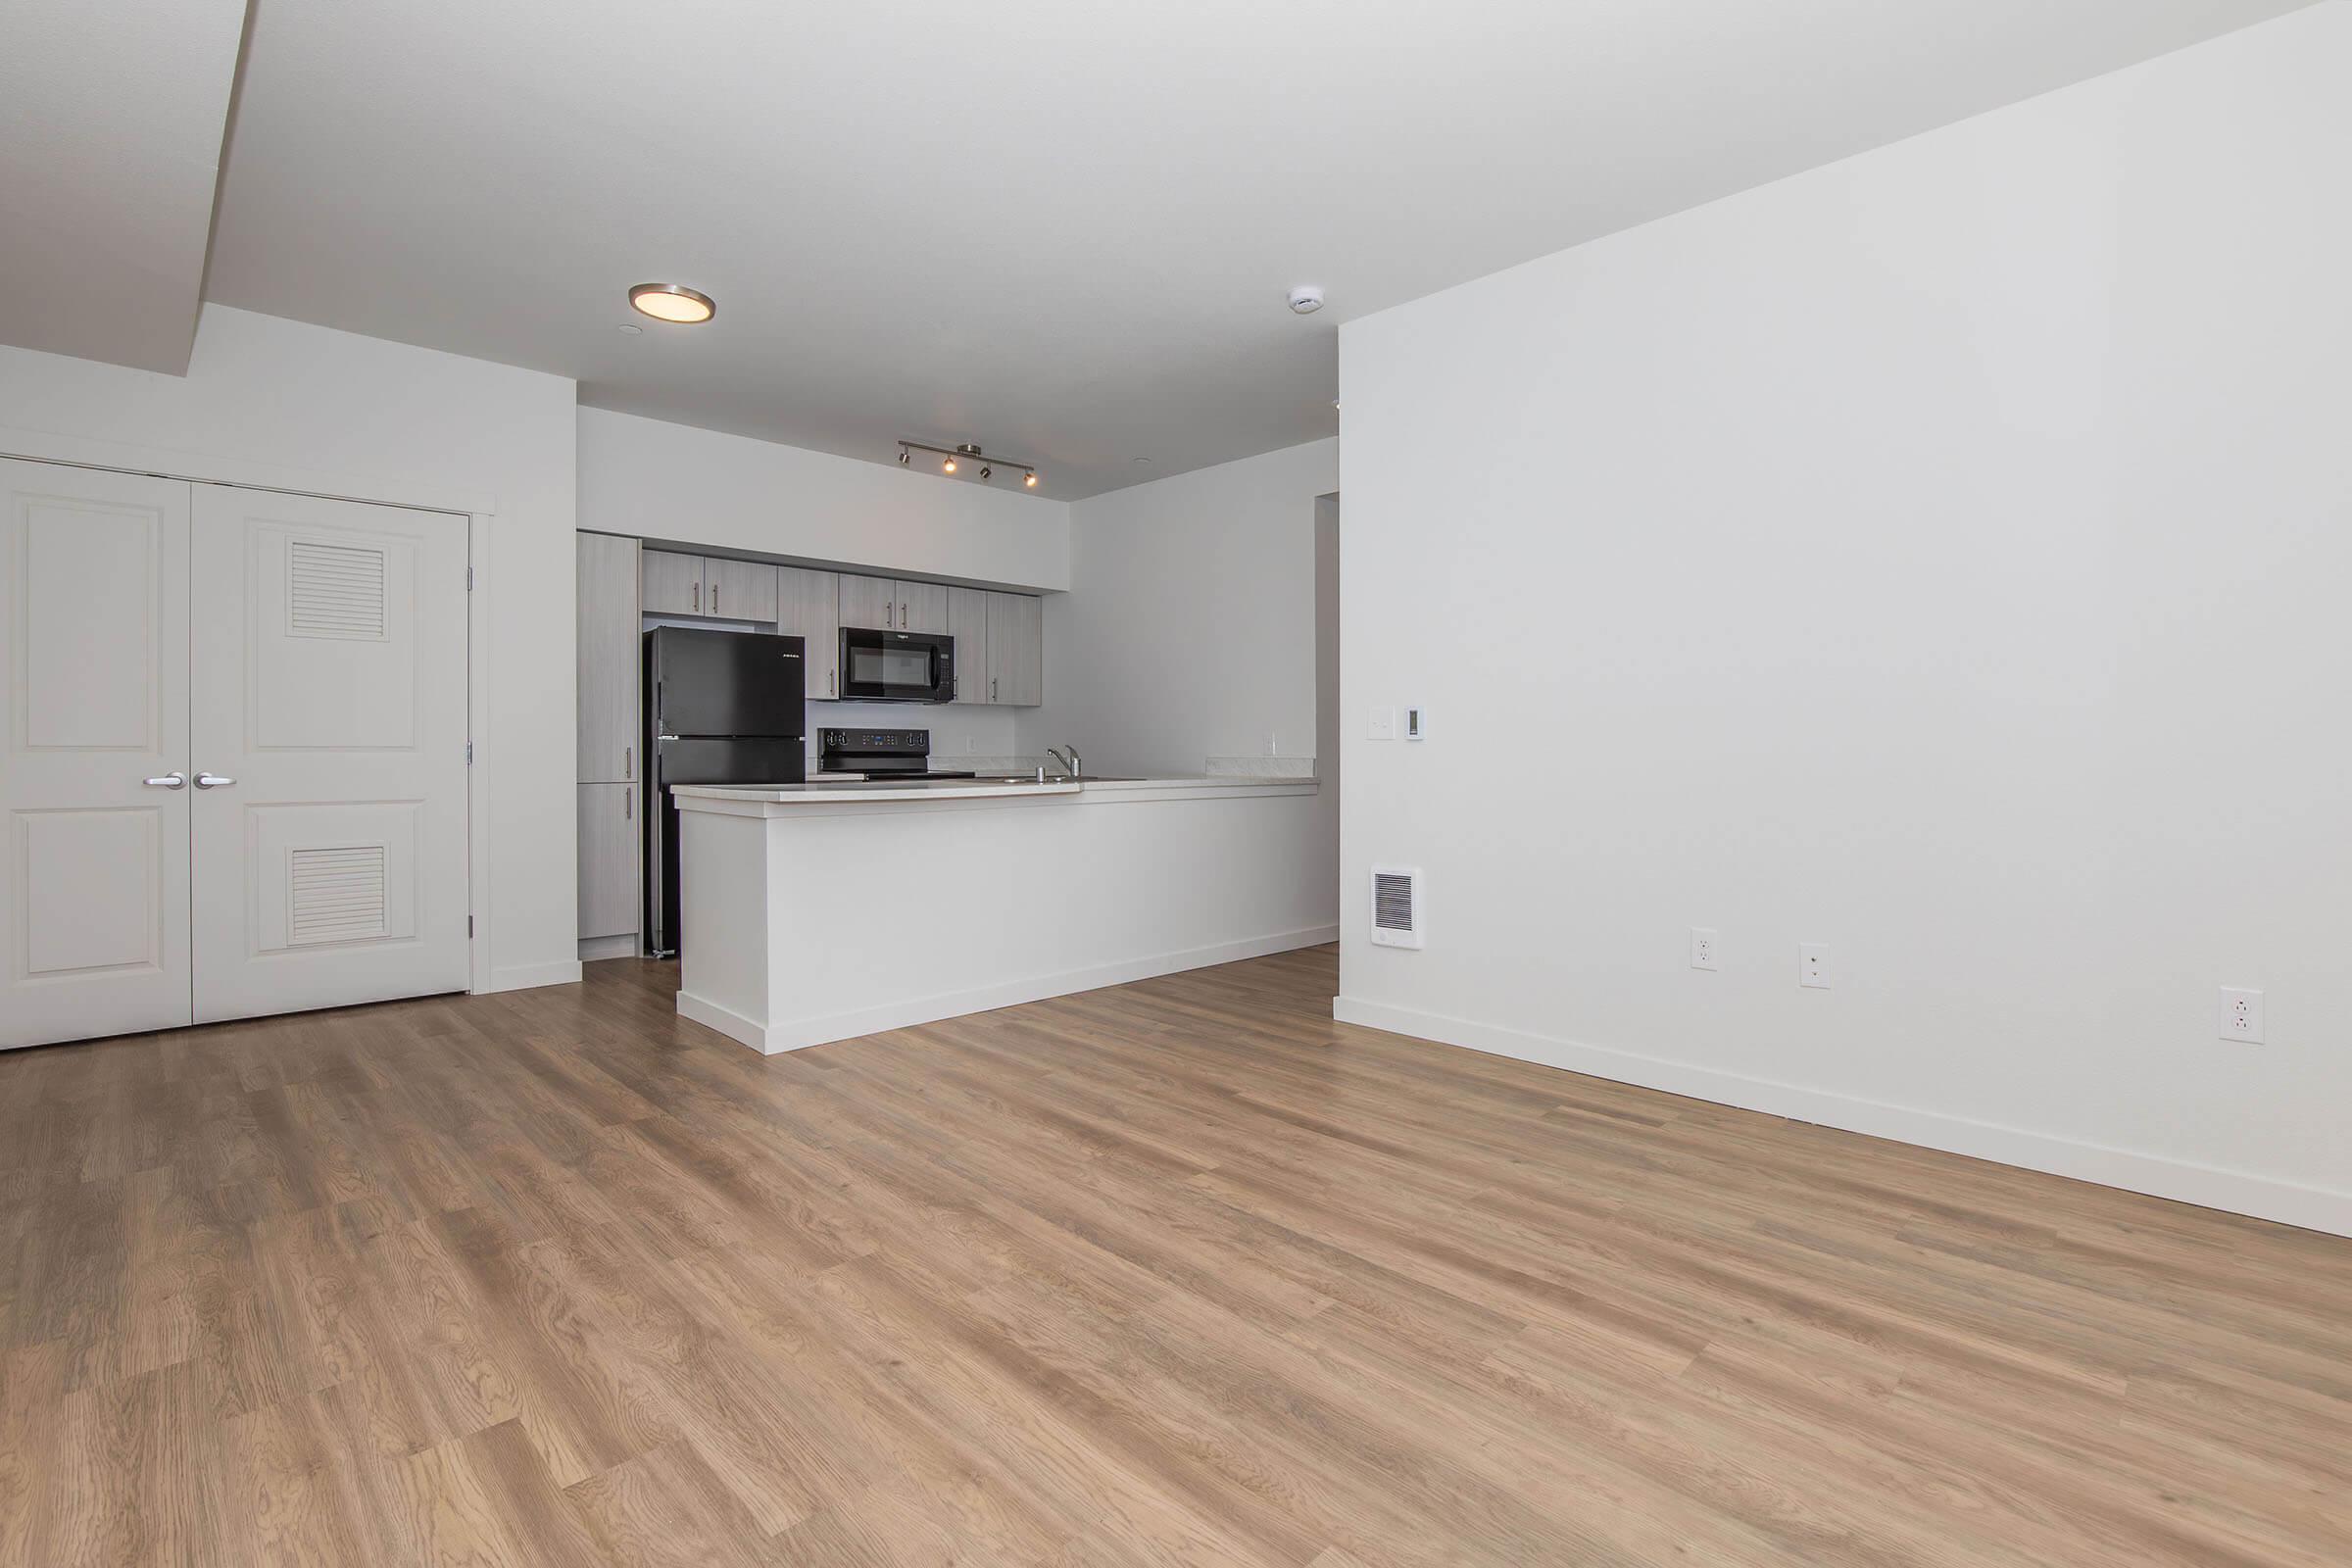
[2,947,2348,1566]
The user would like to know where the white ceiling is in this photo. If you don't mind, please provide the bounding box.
[59,1,2327,496]
[0,0,246,373]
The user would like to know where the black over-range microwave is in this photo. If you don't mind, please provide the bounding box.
[838,626,956,703]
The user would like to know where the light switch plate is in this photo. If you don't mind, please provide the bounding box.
[1403,705,1427,741]
[1368,706,1396,740]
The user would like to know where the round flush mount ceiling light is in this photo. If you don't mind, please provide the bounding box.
[1288,285,1325,315]
[628,283,716,324]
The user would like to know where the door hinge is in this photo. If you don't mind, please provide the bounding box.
[468,915,474,937]
[466,565,474,590]
[466,741,474,764]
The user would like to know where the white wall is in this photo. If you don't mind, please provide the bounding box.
[0,305,581,991]
[1027,439,1338,776]
[578,407,1069,592]
[1336,7,2352,1235]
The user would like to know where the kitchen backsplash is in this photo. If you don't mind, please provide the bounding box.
[809,702,1020,762]
[1206,756,1319,779]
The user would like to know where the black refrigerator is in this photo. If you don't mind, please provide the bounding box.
[643,626,806,956]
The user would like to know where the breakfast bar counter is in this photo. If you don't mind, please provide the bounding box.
[668,775,1330,1052]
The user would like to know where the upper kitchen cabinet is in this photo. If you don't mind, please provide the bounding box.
[837,573,896,630]
[641,550,706,615]
[946,587,989,704]
[707,557,778,622]
[776,564,841,700]
[896,581,951,635]
[839,573,951,634]
[985,592,1044,706]
[577,532,640,783]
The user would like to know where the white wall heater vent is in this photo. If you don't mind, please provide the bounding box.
[1370,865,1424,949]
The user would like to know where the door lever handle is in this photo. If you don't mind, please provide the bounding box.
[194,772,236,790]
[144,771,186,790]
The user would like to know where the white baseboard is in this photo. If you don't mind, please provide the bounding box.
[684,925,1341,1056]
[483,958,584,994]
[1331,995,2352,1240]
[577,935,639,962]
[676,989,773,1053]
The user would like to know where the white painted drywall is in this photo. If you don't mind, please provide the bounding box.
[0,0,245,373]
[577,407,1069,591]
[1336,7,2352,1234]
[0,305,581,992]
[1025,439,1338,776]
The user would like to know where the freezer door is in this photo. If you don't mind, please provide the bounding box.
[648,627,806,737]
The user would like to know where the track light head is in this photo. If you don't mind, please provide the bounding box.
[896,439,1040,492]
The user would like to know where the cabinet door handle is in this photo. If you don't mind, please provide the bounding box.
[828,669,835,697]
[991,677,998,702]
[624,786,632,820]
[692,581,700,612]
[712,581,719,615]
[624,744,632,779]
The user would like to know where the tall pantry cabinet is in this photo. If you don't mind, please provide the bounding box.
[576,533,641,954]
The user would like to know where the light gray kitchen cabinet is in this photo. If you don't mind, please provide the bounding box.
[896,581,951,635]
[776,564,841,699]
[641,550,707,615]
[577,783,640,941]
[984,591,1044,706]
[576,533,641,783]
[945,586,989,704]
[837,573,897,630]
[708,556,778,622]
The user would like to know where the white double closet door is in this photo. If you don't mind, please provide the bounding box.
[1,457,470,1050]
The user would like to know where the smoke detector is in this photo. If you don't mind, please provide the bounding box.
[1288,285,1325,315]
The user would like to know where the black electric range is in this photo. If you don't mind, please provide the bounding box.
[817,728,976,781]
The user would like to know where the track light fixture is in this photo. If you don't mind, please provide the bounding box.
[897,440,1042,492]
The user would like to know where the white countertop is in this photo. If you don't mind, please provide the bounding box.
[672,774,1315,806]
[676,777,1083,803]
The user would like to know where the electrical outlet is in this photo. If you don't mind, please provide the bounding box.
[1799,942,1831,989]
[1690,927,1719,971]
[2219,987,2265,1044]
[1368,706,1396,740]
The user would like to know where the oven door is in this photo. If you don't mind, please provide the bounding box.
[838,628,956,703]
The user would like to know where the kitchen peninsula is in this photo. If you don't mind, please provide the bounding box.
[669,775,1330,1052]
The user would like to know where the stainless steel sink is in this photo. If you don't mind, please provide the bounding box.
[987,773,1141,784]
